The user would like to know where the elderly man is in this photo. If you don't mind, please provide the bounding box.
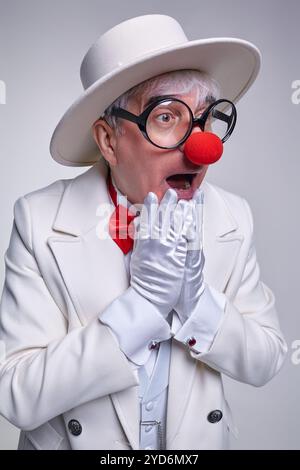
[0,14,287,451]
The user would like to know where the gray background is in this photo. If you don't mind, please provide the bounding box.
[0,0,299,450]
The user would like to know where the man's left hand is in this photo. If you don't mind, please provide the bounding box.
[174,188,206,324]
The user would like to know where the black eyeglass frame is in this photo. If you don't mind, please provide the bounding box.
[102,97,237,149]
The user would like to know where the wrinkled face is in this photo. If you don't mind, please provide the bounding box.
[93,88,209,204]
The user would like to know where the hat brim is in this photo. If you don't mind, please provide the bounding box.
[50,37,261,167]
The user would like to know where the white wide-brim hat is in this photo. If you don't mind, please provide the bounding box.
[50,14,261,167]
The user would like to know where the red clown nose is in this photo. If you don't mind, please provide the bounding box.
[183,132,224,165]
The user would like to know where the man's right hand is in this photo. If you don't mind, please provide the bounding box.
[129,188,193,318]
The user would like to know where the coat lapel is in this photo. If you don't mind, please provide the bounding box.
[47,159,140,450]
[47,159,243,450]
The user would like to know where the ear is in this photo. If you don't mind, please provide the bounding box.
[92,118,118,166]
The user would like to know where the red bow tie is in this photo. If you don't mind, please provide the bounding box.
[107,171,139,255]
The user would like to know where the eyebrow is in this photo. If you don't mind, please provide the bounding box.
[142,94,206,113]
[142,94,183,110]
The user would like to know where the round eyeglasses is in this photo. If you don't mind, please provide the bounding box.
[103,96,237,150]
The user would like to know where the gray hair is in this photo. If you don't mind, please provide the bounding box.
[101,69,221,136]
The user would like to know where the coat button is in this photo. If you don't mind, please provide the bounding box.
[68,419,82,436]
[207,409,223,423]
[145,401,154,411]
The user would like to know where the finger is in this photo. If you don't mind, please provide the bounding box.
[154,188,178,239]
[143,191,158,209]
[192,187,204,205]
[192,188,204,244]
[131,215,140,248]
[140,191,158,237]
[181,200,195,240]
[160,187,178,206]
[171,199,188,239]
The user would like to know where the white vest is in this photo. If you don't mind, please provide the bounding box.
[137,337,171,450]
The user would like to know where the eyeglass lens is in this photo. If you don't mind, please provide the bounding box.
[145,99,234,147]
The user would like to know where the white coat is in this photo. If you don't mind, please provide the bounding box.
[0,158,287,450]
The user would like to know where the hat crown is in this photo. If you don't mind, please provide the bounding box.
[80,14,188,90]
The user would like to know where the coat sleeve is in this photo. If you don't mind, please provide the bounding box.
[100,286,171,365]
[0,196,138,431]
[182,197,288,387]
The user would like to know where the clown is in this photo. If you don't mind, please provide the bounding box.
[0,14,287,450]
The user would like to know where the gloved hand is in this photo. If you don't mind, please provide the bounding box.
[173,188,206,324]
[129,188,192,318]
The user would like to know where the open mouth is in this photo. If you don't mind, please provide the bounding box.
[165,173,197,190]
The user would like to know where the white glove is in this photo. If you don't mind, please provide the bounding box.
[174,188,206,324]
[129,188,192,318]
